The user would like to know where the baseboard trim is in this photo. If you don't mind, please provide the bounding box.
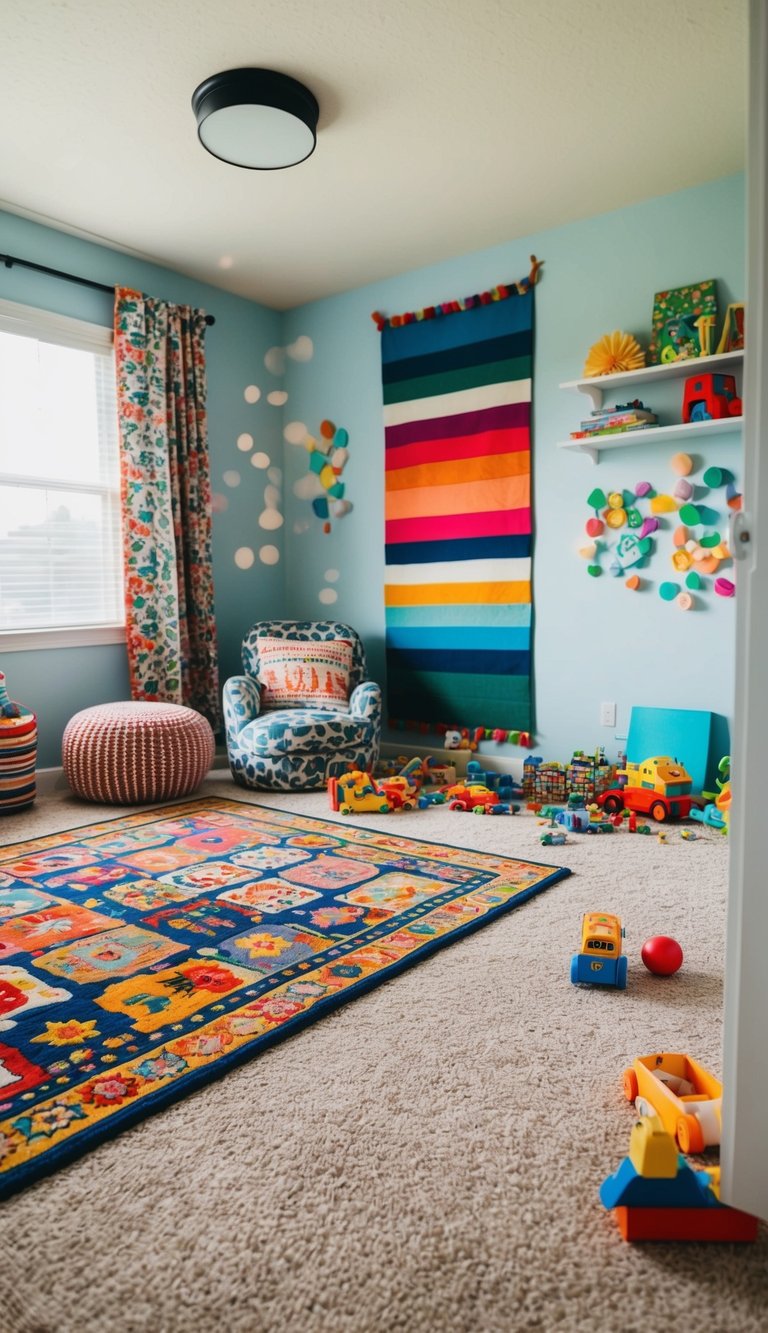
[379,741,524,780]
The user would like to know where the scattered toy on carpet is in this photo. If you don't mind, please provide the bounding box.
[570,912,628,989]
[600,1113,757,1242]
[641,936,684,977]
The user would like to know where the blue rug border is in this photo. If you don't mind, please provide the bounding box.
[0,796,571,1201]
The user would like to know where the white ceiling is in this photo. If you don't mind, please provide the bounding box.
[0,0,747,310]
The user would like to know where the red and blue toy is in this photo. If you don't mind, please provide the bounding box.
[682,372,742,424]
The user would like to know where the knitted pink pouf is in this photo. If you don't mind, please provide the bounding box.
[63,702,215,804]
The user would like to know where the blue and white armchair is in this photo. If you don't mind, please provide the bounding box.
[223,620,382,791]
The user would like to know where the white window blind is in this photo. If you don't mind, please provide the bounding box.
[0,299,124,647]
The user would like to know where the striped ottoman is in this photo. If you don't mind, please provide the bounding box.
[63,702,215,804]
[0,707,37,814]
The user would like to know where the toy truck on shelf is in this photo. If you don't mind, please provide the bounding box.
[571,912,628,989]
[596,755,701,823]
[682,372,742,423]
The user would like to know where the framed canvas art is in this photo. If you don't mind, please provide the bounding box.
[648,279,718,364]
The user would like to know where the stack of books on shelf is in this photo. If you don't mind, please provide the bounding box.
[570,400,658,440]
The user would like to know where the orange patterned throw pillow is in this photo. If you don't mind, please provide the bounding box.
[257,637,353,710]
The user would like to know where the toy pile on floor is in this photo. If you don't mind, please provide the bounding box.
[532,751,731,845]
[328,756,523,817]
[331,744,732,836]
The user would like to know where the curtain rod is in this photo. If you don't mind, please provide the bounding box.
[0,252,216,326]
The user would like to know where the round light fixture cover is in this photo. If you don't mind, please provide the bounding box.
[192,68,319,170]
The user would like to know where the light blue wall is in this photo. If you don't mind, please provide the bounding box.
[0,176,746,769]
[281,175,745,762]
[0,209,285,765]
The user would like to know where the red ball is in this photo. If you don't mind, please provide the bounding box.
[641,935,683,976]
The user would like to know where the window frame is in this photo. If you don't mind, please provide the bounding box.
[0,297,126,653]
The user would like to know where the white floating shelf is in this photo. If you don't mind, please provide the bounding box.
[560,349,744,408]
[557,415,743,464]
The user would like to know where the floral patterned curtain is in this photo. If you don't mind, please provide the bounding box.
[114,288,221,729]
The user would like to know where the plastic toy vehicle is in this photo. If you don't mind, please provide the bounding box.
[622,1052,722,1154]
[571,912,627,989]
[597,755,701,823]
[378,776,418,810]
[442,779,519,814]
[683,372,742,424]
[540,829,567,846]
[328,771,390,815]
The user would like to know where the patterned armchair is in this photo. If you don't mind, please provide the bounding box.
[223,620,382,791]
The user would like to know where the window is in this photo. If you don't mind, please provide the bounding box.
[0,298,124,651]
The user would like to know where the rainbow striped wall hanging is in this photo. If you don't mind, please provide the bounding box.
[375,262,539,736]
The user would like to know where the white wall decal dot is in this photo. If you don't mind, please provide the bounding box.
[293,473,324,500]
[260,545,280,565]
[284,420,307,445]
[237,433,254,451]
[211,493,228,513]
[267,466,282,485]
[264,484,281,508]
[223,470,241,487]
[267,390,288,407]
[287,335,314,362]
[324,568,340,582]
[251,452,270,469]
[319,587,338,605]
[244,385,261,403]
[293,520,310,534]
[259,509,284,530]
[234,546,255,569]
[264,346,286,376]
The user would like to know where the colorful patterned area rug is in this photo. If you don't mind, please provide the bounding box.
[0,798,569,1198]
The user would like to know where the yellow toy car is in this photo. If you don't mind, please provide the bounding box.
[327,770,390,815]
[622,1051,722,1153]
[570,911,627,988]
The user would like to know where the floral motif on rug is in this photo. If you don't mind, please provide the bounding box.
[0,799,570,1197]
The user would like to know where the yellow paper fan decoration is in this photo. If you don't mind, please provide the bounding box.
[583,330,646,378]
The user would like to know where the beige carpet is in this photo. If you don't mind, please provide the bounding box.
[1,774,765,1333]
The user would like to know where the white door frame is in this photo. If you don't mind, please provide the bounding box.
[720,0,768,1220]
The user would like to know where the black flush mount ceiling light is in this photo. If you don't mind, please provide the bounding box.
[191,68,319,170]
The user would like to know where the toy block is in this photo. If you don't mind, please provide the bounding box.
[613,1206,758,1243]
[600,1111,757,1242]
[628,1115,678,1178]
